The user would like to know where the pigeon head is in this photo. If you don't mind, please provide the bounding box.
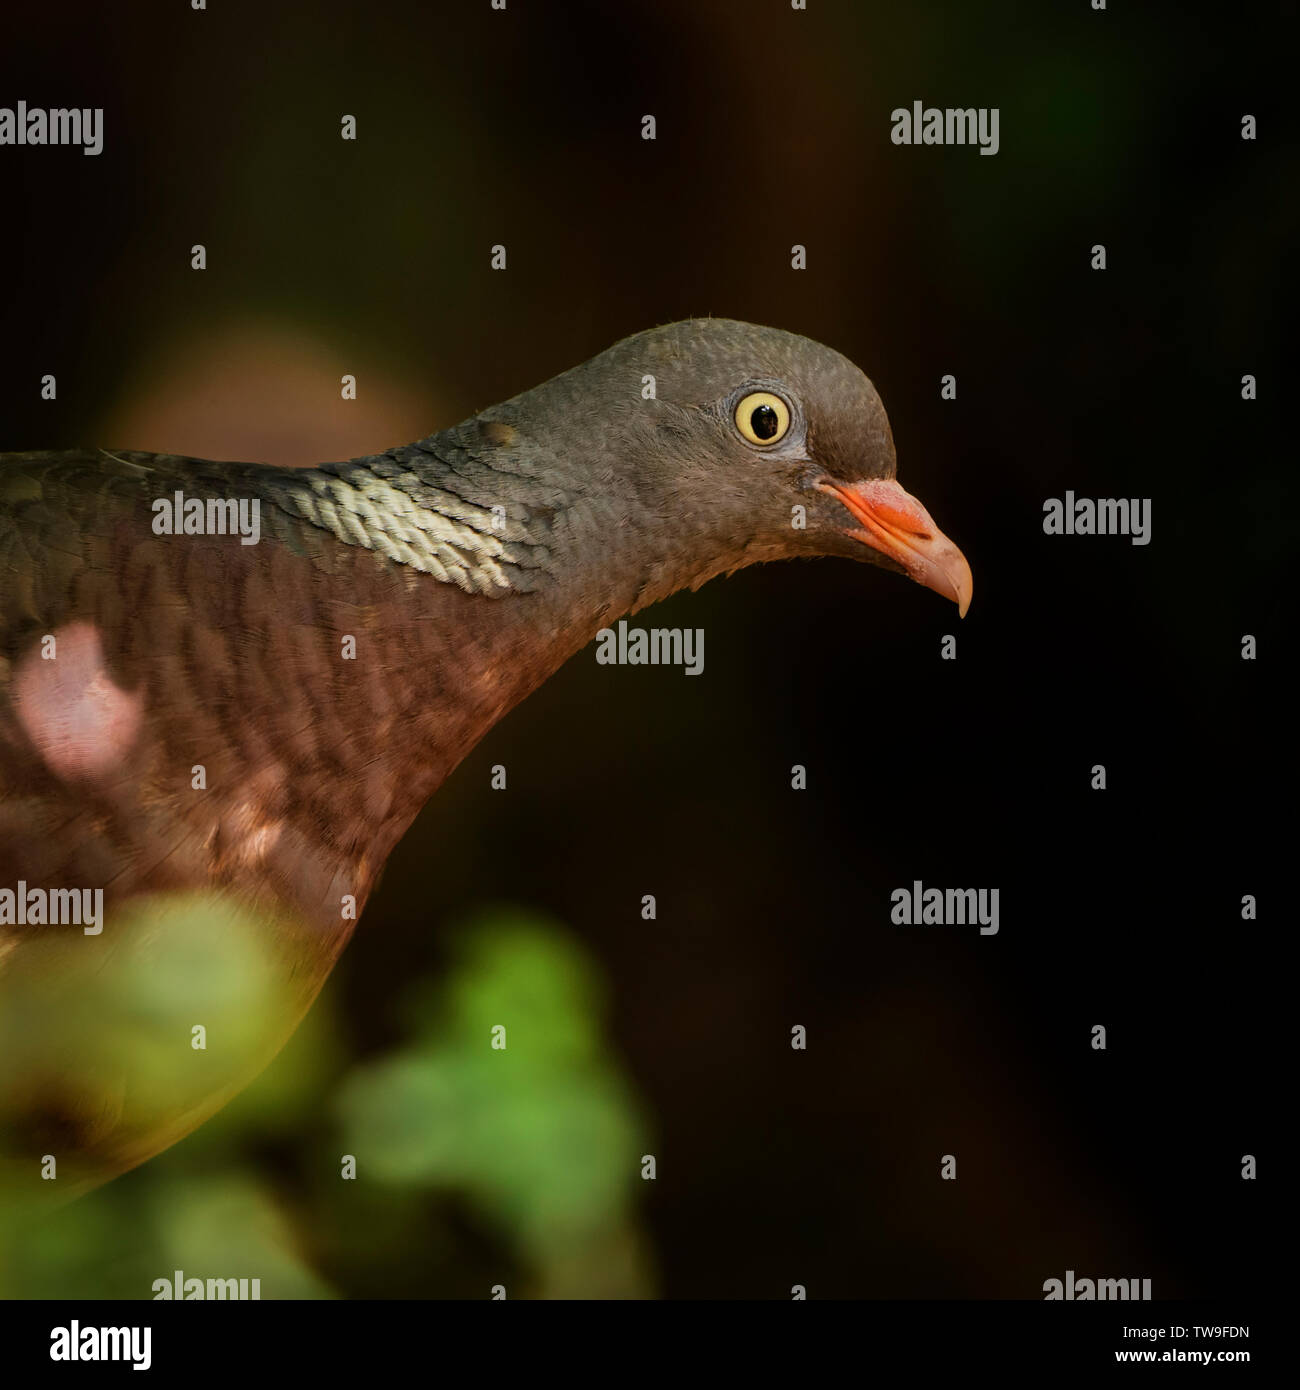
[493,319,972,615]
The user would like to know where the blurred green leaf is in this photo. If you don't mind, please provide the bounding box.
[338,908,654,1295]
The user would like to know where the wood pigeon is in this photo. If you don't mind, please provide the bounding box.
[0,318,971,1209]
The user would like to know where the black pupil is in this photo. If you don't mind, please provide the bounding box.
[750,404,780,440]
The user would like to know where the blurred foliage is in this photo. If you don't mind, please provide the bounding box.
[338,911,653,1297]
[0,908,653,1299]
[0,891,307,1223]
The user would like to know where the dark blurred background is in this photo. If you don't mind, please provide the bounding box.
[0,0,1289,1297]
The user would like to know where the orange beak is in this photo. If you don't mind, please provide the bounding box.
[818,477,973,617]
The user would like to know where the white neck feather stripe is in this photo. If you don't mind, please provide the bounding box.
[267,462,545,596]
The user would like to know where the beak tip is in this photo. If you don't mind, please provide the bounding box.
[955,569,973,619]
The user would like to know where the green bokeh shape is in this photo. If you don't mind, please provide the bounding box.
[337,909,652,1285]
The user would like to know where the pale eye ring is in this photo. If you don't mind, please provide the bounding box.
[734,391,791,446]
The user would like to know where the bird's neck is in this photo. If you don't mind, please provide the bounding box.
[244,430,747,919]
[264,421,759,623]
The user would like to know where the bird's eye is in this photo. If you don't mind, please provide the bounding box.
[734,392,791,446]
